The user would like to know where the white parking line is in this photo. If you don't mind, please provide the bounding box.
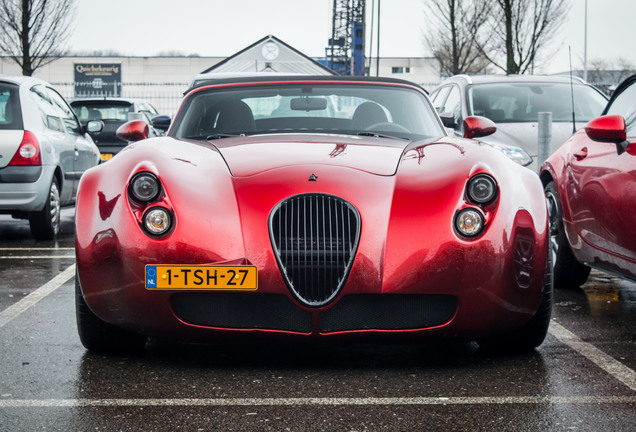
[0,264,75,328]
[1,395,635,408]
[0,266,634,407]
[0,256,75,259]
[0,248,75,250]
[0,247,75,259]
[548,320,636,391]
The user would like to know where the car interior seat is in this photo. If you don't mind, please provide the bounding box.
[351,102,388,130]
[485,109,505,122]
[215,100,256,134]
[87,108,102,121]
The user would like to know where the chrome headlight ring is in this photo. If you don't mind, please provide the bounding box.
[129,172,161,203]
[467,174,498,205]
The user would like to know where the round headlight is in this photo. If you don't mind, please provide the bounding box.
[130,172,160,202]
[455,208,484,237]
[143,207,171,235]
[468,174,497,204]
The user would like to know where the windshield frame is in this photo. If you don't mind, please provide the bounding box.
[169,80,445,142]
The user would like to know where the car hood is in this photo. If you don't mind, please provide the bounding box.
[210,134,415,177]
[482,122,586,157]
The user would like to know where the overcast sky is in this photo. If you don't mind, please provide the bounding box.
[67,0,636,75]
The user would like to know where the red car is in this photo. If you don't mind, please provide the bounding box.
[541,74,636,289]
[75,76,551,353]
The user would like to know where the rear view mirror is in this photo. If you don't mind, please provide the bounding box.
[463,116,497,139]
[290,97,328,111]
[439,112,457,129]
[116,120,149,142]
[151,115,171,131]
[585,115,629,154]
[86,120,104,133]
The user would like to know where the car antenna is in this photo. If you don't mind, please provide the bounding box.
[569,47,577,134]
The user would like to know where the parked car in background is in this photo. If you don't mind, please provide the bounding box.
[429,75,608,170]
[75,75,551,354]
[540,74,636,289]
[70,98,167,162]
[0,75,101,239]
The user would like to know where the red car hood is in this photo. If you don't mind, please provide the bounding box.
[211,134,410,177]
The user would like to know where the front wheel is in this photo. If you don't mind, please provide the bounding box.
[478,253,554,353]
[76,274,147,353]
[29,178,61,240]
[544,181,591,289]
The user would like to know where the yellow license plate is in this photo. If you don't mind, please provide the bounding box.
[100,153,113,161]
[145,265,258,290]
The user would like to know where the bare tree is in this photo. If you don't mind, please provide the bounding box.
[481,0,570,74]
[423,0,493,76]
[587,57,635,91]
[0,0,77,76]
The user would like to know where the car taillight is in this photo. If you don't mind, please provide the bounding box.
[9,131,42,166]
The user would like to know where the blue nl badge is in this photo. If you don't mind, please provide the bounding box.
[146,265,157,288]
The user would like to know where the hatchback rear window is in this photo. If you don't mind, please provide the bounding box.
[71,101,133,123]
[0,82,23,130]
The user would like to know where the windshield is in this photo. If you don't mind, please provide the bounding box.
[467,82,607,123]
[170,82,443,141]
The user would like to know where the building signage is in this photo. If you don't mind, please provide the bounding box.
[74,63,122,97]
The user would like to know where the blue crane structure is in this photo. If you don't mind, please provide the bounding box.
[324,0,365,76]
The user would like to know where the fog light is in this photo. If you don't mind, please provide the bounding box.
[130,172,160,202]
[456,208,484,237]
[143,207,171,235]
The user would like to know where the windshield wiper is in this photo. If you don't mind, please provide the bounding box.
[206,133,240,140]
[357,132,410,141]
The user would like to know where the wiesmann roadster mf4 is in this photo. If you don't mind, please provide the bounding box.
[75,76,551,353]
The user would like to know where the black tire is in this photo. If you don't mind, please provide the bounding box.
[544,181,591,289]
[76,274,147,353]
[478,253,554,353]
[29,177,61,240]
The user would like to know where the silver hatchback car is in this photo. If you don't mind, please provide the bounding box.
[0,75,101,239]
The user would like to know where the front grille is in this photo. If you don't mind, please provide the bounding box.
[269,194,361,307]
[319,294,458,333]
[171,293,312,333]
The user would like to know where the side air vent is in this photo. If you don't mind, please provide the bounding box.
[269,194,361,307]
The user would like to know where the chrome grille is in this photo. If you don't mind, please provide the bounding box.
[269,194,361,307]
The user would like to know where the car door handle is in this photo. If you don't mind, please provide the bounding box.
[574,147,588,160]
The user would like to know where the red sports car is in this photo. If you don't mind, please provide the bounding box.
[75,76,551,353]
[541,74,636,289]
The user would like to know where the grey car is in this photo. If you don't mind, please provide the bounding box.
[429,74,608,171]
[0,75,101,239]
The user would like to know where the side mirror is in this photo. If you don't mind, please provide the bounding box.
[463,116,497,139]
[116,120,149,142]
[585,115,629,155]
[86,120,104,134]
[439,112,456,129]
[151,115,171,132]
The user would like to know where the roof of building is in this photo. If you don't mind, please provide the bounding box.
[201,35,335,76]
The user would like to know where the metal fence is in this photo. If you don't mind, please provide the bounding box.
[52,81,445,117]
[51,79,615,119]
[52,82,189,116]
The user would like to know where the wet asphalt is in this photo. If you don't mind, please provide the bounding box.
[0,209,634,431]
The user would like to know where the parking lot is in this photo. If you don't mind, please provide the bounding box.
[0,209,635,431]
